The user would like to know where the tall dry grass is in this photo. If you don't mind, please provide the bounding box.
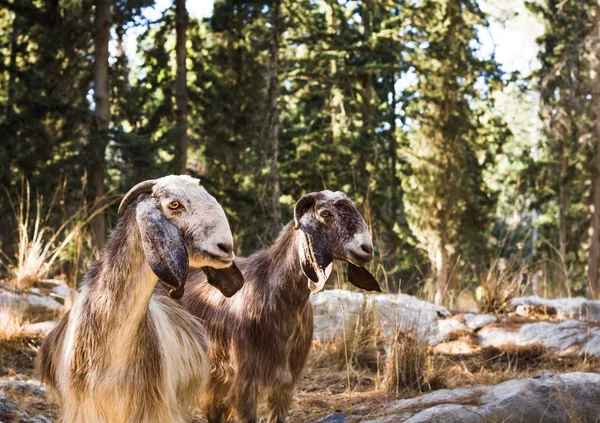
[477,257,529,314]
[2,177,114,289]
[383,329,446,395]
[0,306,26,342]
[335,297,385,372]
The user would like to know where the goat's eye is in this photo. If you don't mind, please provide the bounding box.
[320,211,330,218]
[168,201,182,210]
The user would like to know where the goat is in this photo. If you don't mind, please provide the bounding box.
[38,175,245,423]
[183,190,381,423]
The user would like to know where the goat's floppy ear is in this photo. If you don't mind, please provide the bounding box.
[347,263,382,292]
[202,262,244,297]
[294,193,333,293]
[294,192,317,229]
[136,198,189,299]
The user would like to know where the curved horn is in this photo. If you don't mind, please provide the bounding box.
[293,193,317,229]
[118,179,156,216]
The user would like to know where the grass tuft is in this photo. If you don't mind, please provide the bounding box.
[383,329,446,394]
[3,177,113,289]
[335,297,386,372]
[0,306,26,342]
[478,257,526,314]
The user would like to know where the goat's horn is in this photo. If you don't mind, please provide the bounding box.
[293,192,317,229]
[118,179,156,216]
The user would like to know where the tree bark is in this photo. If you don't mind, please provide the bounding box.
[435,215,449,305]
[268,0,281,239]
[588,5,600,299]
[0,12,18,252]
[89,0,111,248]
[175,0,188,174]
[7,13,17,118]
[389,71,399,221]
[559,136,569,296]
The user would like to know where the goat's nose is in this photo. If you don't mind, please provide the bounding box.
[360,243,374,257]
[216,242,234,255]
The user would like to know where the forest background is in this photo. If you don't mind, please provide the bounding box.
[1,0,598,307]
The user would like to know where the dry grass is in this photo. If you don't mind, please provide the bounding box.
[478,257,527,314]
[334,298,385,373]
[3,178,113,289]
[383,329,446,395]
[0,306,26,343]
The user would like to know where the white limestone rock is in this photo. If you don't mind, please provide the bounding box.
[311,290,452,344]
[511,295,600,321]
[359,373,600,423]
[463,313,497,331]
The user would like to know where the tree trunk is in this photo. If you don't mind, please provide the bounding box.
[326,0,346,143]
[589,138,600,298]
[89,0,111,248]
[435,241,448,305]
[389,71,399,221]
[7,13,17,118]
[175,0,188,174]
[435,212,449,305]
[558,137,570,296]
[588,6,600,299]
[0,12,18,252]
[268,0,281,239]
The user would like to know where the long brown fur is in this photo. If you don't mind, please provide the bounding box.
[184,223,320,423]
[184,189,379,423]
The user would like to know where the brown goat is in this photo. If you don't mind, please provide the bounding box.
[38,176,244,423]
[183,190,381,423]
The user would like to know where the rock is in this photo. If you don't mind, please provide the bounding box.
[0,288,63,315]
[311,290,452,344]
[463,313,497,331]
[49,280,72,301]
[0,391,51,423]
[477,320,600,357]
[20,321,57,336]
[429,318,470,345]
[0,379,47,398]
[20,416,52,423]
[511,296,600,321]
[313,412,363,423]
[359,373,600,422]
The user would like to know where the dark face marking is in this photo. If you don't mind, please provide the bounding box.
[293,191,381,292]
[137,196,189,298]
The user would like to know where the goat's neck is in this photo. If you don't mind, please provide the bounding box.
[265,223,315,308]
[85,210,156,332]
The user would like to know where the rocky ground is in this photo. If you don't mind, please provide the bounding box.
[3,285,600,422]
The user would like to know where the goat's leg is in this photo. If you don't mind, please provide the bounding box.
[205,373,232,423]
[206,387,231,423]
[207,400,230,423]
[266,309,313,422]
[230,377,258,423]
[266,382,294,423]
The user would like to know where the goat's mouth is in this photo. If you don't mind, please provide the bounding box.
[189,249,235,269]
[345,250,373,267]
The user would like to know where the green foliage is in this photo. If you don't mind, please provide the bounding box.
[4,0,596,301]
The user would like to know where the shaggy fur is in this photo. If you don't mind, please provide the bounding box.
[38,176,239,423]
[183,190,378,423]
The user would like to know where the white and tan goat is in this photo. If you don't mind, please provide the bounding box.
[38,175,244,423]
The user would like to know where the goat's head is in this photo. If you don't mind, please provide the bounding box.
[118,175,244,299]
[293,190,381,294]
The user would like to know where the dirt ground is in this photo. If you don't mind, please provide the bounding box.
[2,333,599,423]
